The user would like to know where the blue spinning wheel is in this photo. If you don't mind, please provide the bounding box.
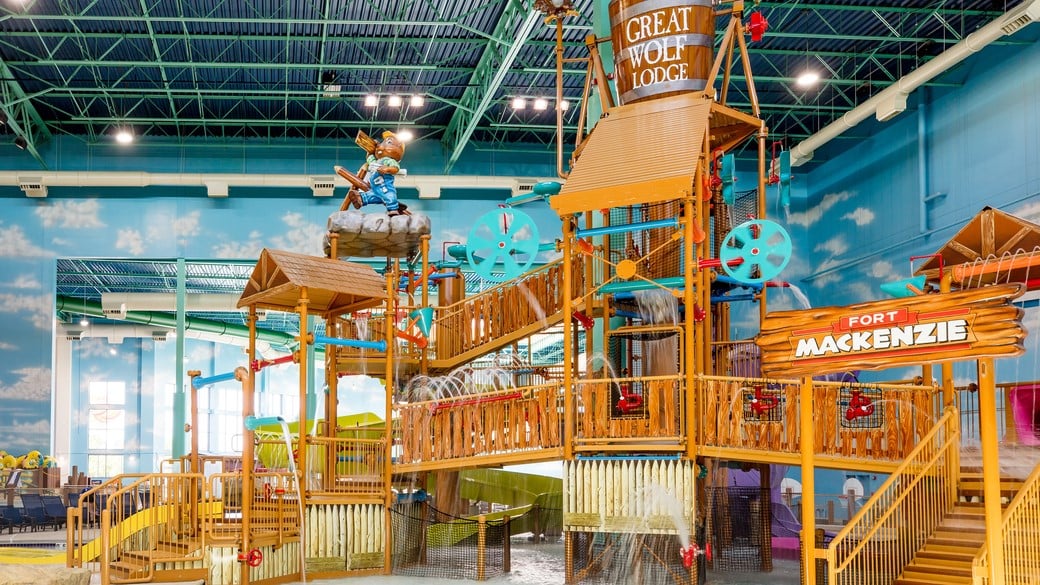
[719,219,792,284]
[466,208,541,282]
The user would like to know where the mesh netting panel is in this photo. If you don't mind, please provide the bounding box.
[390,502,508,580]
[713,188,759,259]
[705,487,769,572]
[570,532,694,585]
[605,201,683,281]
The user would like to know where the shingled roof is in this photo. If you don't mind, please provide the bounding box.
[237,249,386,315]
[916,207,1040,286]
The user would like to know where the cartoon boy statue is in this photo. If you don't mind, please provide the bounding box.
[335,130,409,216]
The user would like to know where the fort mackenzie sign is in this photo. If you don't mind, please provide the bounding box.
[757,284,1026,378]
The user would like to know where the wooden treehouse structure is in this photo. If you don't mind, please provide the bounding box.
[60,3,1040,585]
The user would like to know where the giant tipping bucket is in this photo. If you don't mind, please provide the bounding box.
[609,0,715,105]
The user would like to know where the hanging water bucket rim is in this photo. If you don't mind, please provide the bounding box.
[609,0,713,27]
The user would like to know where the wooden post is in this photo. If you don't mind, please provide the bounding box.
[800,375,817,585]
[684,185,698,458]
[760,464,772,571]
[420,235,430,375]
[502,514,511,573]
[242,308,257,585]
[562,216,575,460]
[564,531,574,584]
[477,514,487,581]
[384,268,397,574]
[977,357,1005,584]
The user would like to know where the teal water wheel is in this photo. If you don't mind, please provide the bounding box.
[466,207,541,282]
[719,219,792,284]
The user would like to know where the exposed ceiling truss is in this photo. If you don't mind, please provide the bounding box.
[0,0,1026,168]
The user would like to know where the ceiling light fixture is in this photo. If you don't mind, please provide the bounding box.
[364,95,378,107]
[79,317,90,327]
[115,129,134,144]
[511,97,526,110]
[387,95,403,107]
[533,98,548,110]
[795,71,820,88]
[14,136,27,150]
[410,95,425,107]
[0,111,6,125]
[396,129,415,142]
[559,100,571,111]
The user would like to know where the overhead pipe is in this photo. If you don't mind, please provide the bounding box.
[0,170,554,198]
[790,0,1040,166]
[101,292,242,315]
[56,295,296,347]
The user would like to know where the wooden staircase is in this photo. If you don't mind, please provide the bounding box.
[895,471,1024,585]
[109,538,205,582]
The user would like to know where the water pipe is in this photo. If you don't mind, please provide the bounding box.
[600,276,685,295]
[396,330,428,348]
[251,353,295,372]
[952,252,1040,281]
[312,335,388,352]
[192,370,240,389]
[575,217,679,239]
[244,415,285,431]
[713,275,764,291]
[712,294,756,303]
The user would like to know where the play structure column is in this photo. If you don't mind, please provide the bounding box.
[297,288,310,491]
[242,307,259,585]
[383,268,395,574]
[562,215,575,461]
[977,357,1005,584]
[799,375,817,585]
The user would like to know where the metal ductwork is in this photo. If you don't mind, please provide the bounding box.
[59,323,284,359]
[0,170,553,199]
[56,295,296,348]
[790,0,1040,166]
[101,293,243,317]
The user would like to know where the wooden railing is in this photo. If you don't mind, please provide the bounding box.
[972,463,1040,584]
[699,376,936,462]
[67,474,148,570]
[393,382,562,468]
[206,471,299,544]
[430,255,586,366]
[91,474,207,584]
[573,375,684,448]
[306,436,386,498]
[822,407,960,585]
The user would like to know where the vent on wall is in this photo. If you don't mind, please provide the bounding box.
[310,177,337,197]
[514,181,537,196]
[19,178,47,198]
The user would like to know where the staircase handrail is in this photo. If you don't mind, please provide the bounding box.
[67,474,148,568]
[436,255,567,313]
[971,461,1040,584]
[824,406,960,584]
[98,473,207,584]
[431,253,584,367]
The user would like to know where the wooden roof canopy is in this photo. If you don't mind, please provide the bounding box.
[549,93,760,216]
[237,248,386,315]
[916,207,1040,287]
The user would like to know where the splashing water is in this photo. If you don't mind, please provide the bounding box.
[632,289,679,325]
[773,281,811,310]
[278,419,308,583]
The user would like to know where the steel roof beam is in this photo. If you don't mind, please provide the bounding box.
[0,59,50,167]
[441,1,542,172]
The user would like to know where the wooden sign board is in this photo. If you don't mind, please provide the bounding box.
[757,284,1025,378]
